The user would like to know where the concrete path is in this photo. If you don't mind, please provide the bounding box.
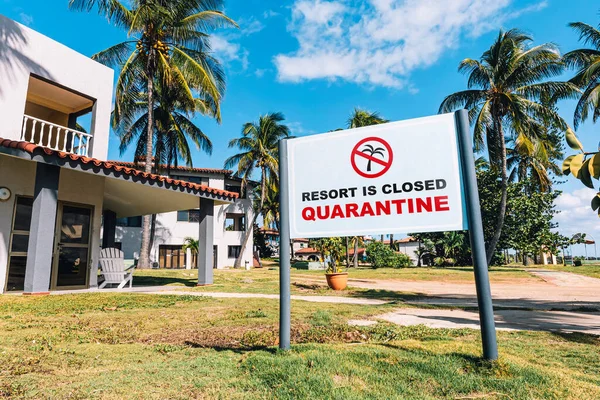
[295,270,600,311]
[376,308,600,335]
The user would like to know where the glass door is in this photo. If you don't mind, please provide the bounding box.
[51,203,93,289]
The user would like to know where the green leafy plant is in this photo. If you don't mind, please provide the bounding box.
[365,242,411,269]
[308,237,345,273]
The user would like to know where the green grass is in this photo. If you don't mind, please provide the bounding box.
[133,266,538,294]
[0,293,598,399]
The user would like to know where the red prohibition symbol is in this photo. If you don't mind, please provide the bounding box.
[350,137,394,178]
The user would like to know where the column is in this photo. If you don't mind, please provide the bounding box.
[24,163,60,294]
[102,210,117,249]
[197,197,214,285]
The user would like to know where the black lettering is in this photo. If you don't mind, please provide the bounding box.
[436,179,447,190]
[320,190,328,200]
[302,192,310,201]
[425,180,434,190]
[402,182,413,192]
[414,181,424,191]
[382,184,392,194]
[367,186,377,195]
[349,187,357,197]
[339,188,348,198]
[311,191,319,201]
[329,189,339,199]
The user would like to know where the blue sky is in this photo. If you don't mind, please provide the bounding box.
[2,0,600,253]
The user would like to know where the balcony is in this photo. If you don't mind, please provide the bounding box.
[21,114,92,157]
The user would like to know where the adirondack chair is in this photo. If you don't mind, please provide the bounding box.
[98,248,135,289]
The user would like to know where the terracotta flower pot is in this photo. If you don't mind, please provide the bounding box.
[325,272,348,291]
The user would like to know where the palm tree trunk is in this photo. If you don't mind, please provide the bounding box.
[389,234,394,250]
[485,120,508,266]
[139,72,155,269]
[353,238,358,268]
[234,167,267,268]
[345,237,350,267]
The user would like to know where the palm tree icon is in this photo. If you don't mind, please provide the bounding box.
[361,144,386,171]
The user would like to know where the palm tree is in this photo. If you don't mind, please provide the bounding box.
[70,0,235,268]
[350,236,365,268]
[563,20,600,128]
[506,134,562,192]
[225,112,290,268]
[347,108,388,128]
[116,80,214,171]
[360,144,385,172]
[182,236,199,255]
[439,29,577,264]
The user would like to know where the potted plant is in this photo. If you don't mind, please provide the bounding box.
[310,237,348,290]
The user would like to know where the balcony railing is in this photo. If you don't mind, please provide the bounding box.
[21,114,92,157]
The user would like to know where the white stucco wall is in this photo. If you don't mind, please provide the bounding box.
[397,242,419,264]
[0,14,114,160]
[0,155,105,292]
[116,196,254,269]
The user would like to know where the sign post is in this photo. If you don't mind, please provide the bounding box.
[279,138,292,351]
[454,109,498,360]
[278,110,498,360]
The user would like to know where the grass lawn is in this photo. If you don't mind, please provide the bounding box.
[133,265,538,295]
[0,293,598,399]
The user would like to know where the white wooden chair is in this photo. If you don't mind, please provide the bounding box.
[98,248,135,289]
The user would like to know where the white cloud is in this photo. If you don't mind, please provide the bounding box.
[274,0,546,88]
[554,187,600,237]
[287,121,315,136]
[242,19,265,35]
[264,10,280,18]
[18,12,33,26]
[254,68,267,78]
[211,35,249,70]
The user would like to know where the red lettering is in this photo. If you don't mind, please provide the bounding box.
[407,198,414,213]
[416,197,432,212]
[391,199,405,214]
[360,202,375,217]
[375,200,391,216]
[317,205,330,219]
[434,196,450,212]
[345,203,359,218]
[331,204,345,219]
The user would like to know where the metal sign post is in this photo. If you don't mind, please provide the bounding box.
[454,109,498,360]
[279,138,291,351]
[278,110,498,360]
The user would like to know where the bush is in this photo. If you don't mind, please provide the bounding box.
[366,242,411,268]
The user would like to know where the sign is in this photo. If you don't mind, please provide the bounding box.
[284,113,466,239]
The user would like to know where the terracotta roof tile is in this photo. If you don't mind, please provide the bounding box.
[0,138,239,201]
[110,160,233,175]
[295,247,320,254]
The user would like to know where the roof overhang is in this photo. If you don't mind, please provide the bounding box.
[0,139,239,217]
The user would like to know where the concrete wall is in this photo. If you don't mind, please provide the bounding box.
[397,242,419,264]
[0,15,114,160]
[0,155,105,292]
[116,196,254,269]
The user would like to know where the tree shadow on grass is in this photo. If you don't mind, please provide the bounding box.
[551,331,600,345]
[133,275,197,288]
[183,340,278,354]
[346,288,425,303]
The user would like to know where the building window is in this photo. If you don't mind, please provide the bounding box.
[6,196,33,292]
[228,245,241,259]
[172,175,209,185]
[225,213,245,231]
[116,216,142,227]
[177,209,200,223]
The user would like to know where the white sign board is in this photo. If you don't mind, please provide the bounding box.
[285,113,466,239]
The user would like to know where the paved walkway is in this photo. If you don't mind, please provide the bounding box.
[49,269,600,336]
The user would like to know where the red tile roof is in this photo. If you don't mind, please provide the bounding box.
[0,138,239,201]
[110,160,233,176]
[296,247,321,255]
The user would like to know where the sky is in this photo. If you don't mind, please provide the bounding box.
[2,0,600,255]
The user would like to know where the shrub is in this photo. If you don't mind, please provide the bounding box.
[366,242,411,268]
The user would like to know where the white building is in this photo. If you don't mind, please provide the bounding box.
[113,162,254,269]
[0,15,238,294]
